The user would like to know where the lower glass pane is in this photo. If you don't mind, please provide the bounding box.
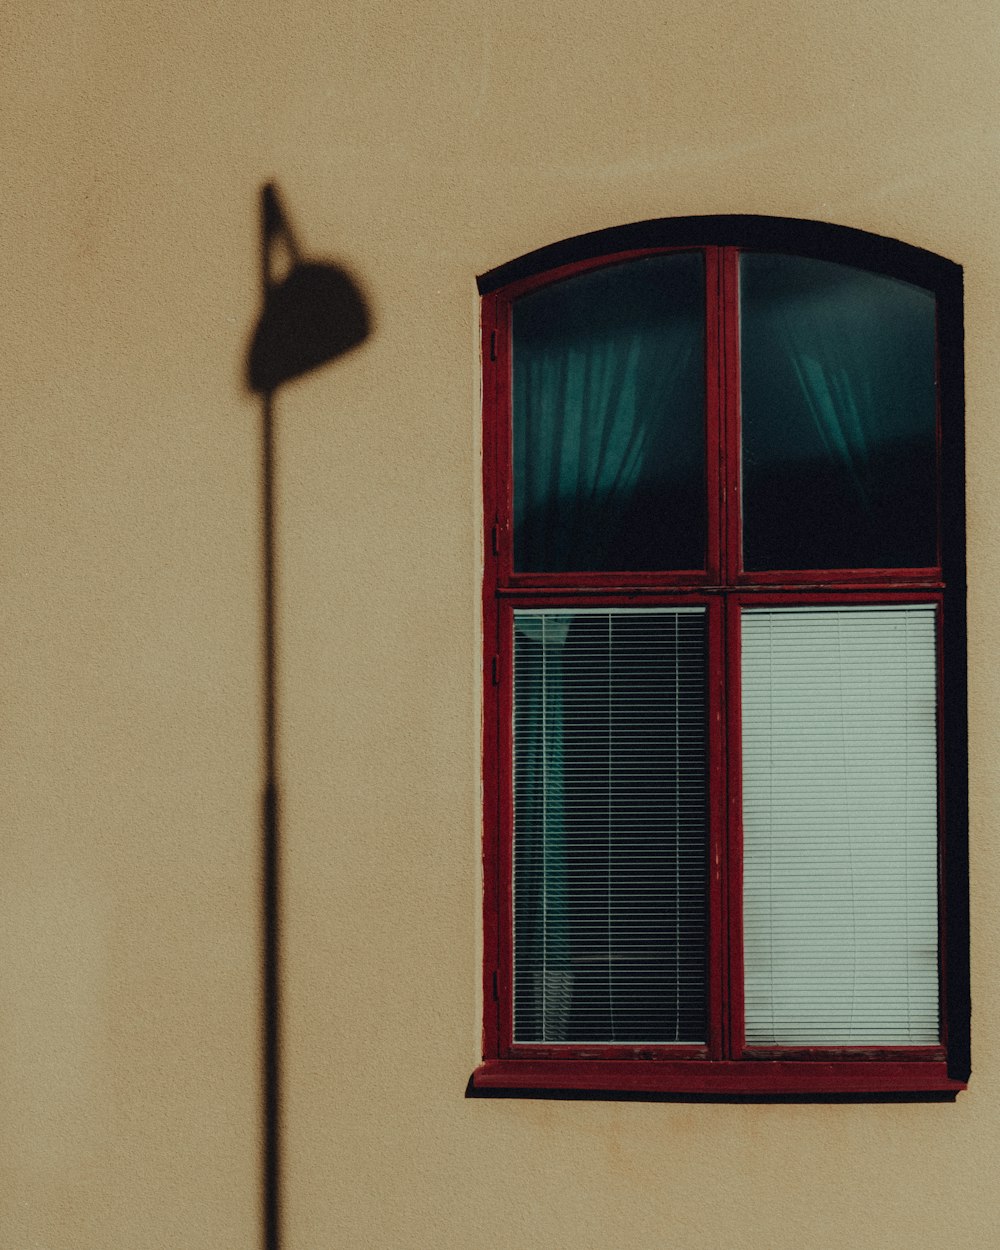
[741,605,940,1046]
[512,608,708,1044]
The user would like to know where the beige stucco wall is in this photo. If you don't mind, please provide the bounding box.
[3,2,999,1246]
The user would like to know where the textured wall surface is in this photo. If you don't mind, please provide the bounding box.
[3,2,999,1246]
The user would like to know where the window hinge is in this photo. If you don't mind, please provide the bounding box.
[492,970,499,1001]
[491,523,499,557]
[489,329,497,361]
[491,655,501,685]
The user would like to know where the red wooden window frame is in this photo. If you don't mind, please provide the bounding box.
[474,221,968,1097]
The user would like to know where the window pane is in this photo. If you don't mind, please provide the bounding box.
[513,254,706,573]
[513,608,708,1044]
[741,605,939,1046]
[740,254,937,571]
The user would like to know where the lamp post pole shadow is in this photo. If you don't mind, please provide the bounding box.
[260,384,281,1250]
[248,183,370,1250]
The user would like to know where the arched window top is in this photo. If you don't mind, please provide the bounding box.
[478,215,961,296]
[484,228,963,582]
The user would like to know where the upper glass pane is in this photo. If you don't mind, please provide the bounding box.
[740,254,938,571]
[512,253,705,573]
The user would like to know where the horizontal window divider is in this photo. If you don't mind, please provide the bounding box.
[736,569,943,584]
[505,1045,710,1059]
[511,603,709,615]
[502,572,713,583]
[496,585,722,599]
[471,1059,965,1097]
[741,1046,946,1061]
[495,581,945,598]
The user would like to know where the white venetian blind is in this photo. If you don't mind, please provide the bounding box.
[741,604,939,1046]
[512,608,708,1044]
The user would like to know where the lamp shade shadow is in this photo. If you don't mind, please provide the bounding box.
[248,181,370,394]
[248,259,370,393]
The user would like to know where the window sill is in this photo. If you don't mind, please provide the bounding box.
[471,1059,966,1098]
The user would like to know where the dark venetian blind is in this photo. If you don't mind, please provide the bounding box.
[512,608,708,1044]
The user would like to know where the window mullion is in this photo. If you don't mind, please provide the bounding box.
[706,594,729,1060]
[704,245,725,586]
[720,246,742,586]
[718,246,745,1061]
[722,592,745,1059]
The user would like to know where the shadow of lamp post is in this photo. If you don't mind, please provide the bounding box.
[247,182,370,1250]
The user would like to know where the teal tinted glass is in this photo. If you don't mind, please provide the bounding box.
[512,253,705,572]
[740,254,938,571]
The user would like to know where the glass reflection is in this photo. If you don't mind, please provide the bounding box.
[740,254,937,571]
[513,253,706,573]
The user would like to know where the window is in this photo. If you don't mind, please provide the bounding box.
[475,218,968,1096]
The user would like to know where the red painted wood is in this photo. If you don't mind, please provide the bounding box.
[706,597,726,1060]
[507,1045,709,1062]
[732,589,943,609]
[471,1059,965,1095]
[492,589,720,610]
[705,247,723,585]
[495,291,513,589]
[934,301,944,572]
[495,576,945,598]
[504,571,715,592]
[735,567,942,587]
[496,604,515,1056]
[481,296,502,1059]
[721,247,742,585]
[493,246,707,307]
[724,595,744,1060]
[743,1046,946,1061]
[935,600,949,1051]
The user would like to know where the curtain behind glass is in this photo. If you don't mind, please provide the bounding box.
[740,254,937,571]
[513,254,705,573]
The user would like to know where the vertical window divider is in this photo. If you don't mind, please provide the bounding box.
[720,247,742,587]
[718,247,744,1059]
[707,594,729,1060]
[934,599,950,1053]
[481,293,503,1061]
[497,294,514,586]
[724,594,746,1059]
[497,602,515,1055]
[705,246,724,586]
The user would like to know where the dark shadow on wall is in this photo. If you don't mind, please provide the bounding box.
[464,1075,958,1104]
[247,182,371,1250]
